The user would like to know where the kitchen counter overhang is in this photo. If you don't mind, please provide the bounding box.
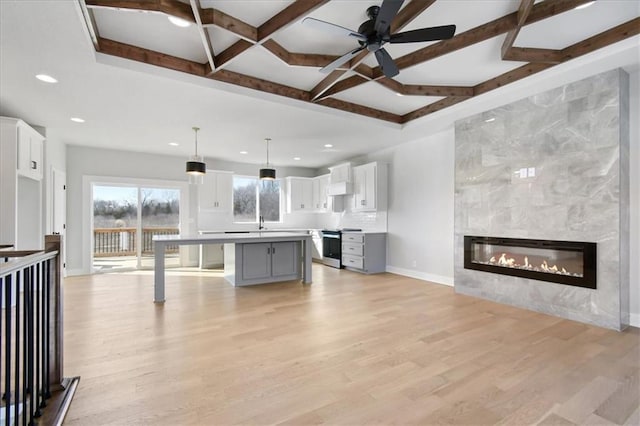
[153,232,313,302]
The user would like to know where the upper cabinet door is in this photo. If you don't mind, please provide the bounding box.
[286,177,313,212]
[352,162,380,212]
[199,170,233,212]
[16,122,44,181]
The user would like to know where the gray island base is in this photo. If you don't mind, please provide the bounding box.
[153,232,312,302]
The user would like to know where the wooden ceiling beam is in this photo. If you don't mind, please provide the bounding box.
[189,0,216,73]
[310,50,369,100]
[310,0,430,101]
[317,98,403,124]
[201,8,257,42]
[210,70,310,102]
[391,0,437,34]
[503,47,562,63]
[560,18,640,61]
[353,64,374,80]
[474,63,554,96]
[402,97,468,123]
[317,75,369,100]
[340,0,595,96]
[501,0,535,58]
[215,40,254,68]
[405,84,474,97]
[310,70,348,100]
[261,40,290,65]
[97,37,206,76]
[375,78,404,94]
[289,52,343,68]
[258,0,329,42]
[85,0,194,22]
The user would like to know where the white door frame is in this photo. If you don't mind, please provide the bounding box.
[82,175,190,275]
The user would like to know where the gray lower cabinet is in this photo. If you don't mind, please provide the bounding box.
[341,232,386,274]
[225,241,301,286]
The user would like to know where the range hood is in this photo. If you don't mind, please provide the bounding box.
[327,162,353,195]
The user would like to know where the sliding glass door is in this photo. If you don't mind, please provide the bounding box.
[92,184,181,272]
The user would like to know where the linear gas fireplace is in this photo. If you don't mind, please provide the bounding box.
[464,236,597,289]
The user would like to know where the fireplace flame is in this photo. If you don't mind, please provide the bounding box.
[481,253,582,277]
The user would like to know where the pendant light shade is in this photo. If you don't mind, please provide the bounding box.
[186,126,206,183]
[259,137,276,180]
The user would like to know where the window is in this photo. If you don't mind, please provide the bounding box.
[233,176,281,223]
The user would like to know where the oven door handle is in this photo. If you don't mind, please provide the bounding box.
[323,234,341,239]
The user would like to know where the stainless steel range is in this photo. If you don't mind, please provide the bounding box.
[321,229,362,269]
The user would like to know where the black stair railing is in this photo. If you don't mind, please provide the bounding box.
[1,235,79,425]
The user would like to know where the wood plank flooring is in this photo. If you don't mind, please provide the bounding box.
[62,265,639,425]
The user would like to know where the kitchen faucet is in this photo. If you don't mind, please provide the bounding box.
[258,215,265,230]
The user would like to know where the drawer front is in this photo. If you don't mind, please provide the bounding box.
[342,243,363,256]
[342,233,364,243]
[342,254,364,269]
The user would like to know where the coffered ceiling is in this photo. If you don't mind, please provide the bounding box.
[0,0,638,169]
[79,0,639,123]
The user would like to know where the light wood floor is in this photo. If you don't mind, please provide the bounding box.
[62,265,639,425]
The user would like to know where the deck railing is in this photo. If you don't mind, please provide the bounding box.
[1,235,79,425]
[93,227,179,257]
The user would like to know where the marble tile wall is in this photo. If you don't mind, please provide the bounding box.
[454,69,630,330]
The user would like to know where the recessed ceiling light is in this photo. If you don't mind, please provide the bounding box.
[324,144,333,148]
[168,16,191,27]
[396,92,404,97]
[485,117,496,123]
[70,117,85,123]
[36,74,57,83]
[240,151,248,154]
[574,1,595,9]
[168,142,179,146]
[293,157,301,161]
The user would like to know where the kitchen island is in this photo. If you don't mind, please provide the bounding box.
[153,232,312,302]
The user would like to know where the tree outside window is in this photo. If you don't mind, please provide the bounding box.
[233,176,281,223]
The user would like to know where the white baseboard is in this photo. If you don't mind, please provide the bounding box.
[630,313,640,328]
[66,269,87,277]
[386,266,453,287]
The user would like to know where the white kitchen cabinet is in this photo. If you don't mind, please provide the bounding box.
[312,174,330,212]
[341,232,386,274]
[199,170,232,212]
[2,117,44,181]
[352,162,387,212]
[236,241,300,284]
[0,117,44,250]
[286,177,313,212]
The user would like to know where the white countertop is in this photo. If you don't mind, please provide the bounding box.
[154,231,312,245]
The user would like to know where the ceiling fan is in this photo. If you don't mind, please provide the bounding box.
[302,0,456,78]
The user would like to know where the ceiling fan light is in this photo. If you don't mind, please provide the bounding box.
[574,1,595,10]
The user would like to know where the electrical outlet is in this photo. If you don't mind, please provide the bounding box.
[411,259,417,268]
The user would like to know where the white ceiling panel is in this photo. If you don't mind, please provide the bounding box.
[92,8,207,63]
[395,35,527,86]
[199,0,295,27]
[224,47,327,90]
[332,80,444,115]
[517,1,640,49]
[207,27,241,54]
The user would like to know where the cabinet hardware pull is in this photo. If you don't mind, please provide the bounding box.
[267,247,270,254]
[272,247,275,254]
[31,160,37,169]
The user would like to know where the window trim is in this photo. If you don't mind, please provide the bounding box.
[232,174,283,224]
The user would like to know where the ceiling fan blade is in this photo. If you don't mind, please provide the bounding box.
[390,25,457,43]
[374,48,399,78]
[302,17,367,42]
[321,45,367,74]
[374,0,404,35]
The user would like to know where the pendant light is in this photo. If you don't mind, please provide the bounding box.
[186,126,205,183]
[259,137,276,180]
